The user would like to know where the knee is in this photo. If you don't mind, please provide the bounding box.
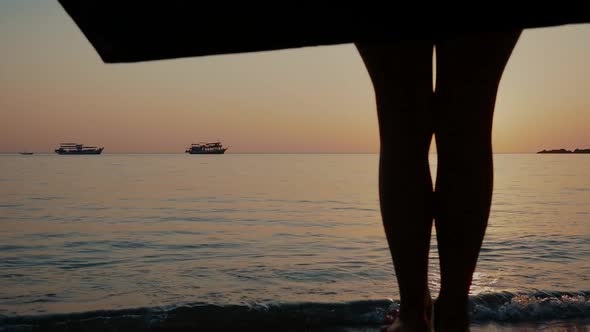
[435,131,493,165]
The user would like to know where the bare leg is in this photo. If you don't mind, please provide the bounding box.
[356,39,434,332]
[433,31,521,331]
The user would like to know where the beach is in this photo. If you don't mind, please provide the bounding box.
[1,153,589,331]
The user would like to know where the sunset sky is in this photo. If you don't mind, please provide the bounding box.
[1,2,589,153]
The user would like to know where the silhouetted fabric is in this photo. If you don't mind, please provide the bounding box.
[58,1,590,63]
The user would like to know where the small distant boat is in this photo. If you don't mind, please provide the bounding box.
[19,152,34,155]
[55,143,104,155]
[537,148,590,154]
[185,142,227,154]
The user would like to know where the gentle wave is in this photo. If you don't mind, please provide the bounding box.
[1,290,588,331]
[469,290,590,321]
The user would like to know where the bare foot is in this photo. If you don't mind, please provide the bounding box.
[380,317,430,332]
[432,298,470,332]
[381,296,433,332]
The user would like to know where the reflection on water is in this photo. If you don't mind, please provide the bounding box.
[0,154,588,315]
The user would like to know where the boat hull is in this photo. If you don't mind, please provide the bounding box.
[186,149,227,155]
[55,148,104,155]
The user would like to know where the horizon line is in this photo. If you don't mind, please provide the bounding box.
[0,151,557,155]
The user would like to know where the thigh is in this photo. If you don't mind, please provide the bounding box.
[434,31,521,128]
[434,31,521,152]
[356,39,433,103]
[355,40,435,152]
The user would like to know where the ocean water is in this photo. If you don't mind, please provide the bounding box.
[0,154,589,331]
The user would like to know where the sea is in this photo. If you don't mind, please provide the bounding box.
[1,153,588,331]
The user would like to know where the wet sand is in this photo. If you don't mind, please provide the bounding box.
[309,318,590,332]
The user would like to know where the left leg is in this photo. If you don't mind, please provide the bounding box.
[356,38,435,332]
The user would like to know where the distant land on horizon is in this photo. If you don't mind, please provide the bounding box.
[537,148,590,154]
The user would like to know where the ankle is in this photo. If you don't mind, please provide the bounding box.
[433,297,470,330]
[398,303,432,331]
[396,316,430,332]
[399,298,431,322]
[399,307,428,323]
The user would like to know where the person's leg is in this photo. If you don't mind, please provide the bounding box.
[433,31,521,331]
[356,39,434,332]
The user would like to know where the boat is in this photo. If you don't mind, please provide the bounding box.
[54,143,104,155]
[185,142,227,154]
[19,152,34,155]
[537,148,590,154]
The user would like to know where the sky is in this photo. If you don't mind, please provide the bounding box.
[1,2,589,153]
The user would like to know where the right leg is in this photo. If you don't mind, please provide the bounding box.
[433,31,521,331]
[356,39,434,332]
